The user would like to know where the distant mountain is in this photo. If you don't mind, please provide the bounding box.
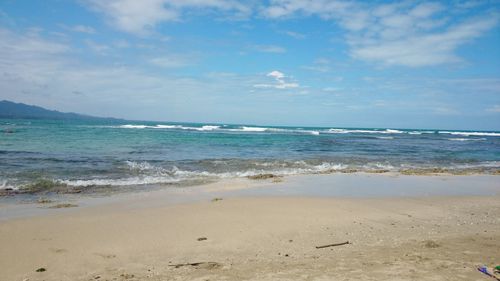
[0,100,121,121]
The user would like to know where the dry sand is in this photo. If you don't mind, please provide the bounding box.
[1,175,499,281]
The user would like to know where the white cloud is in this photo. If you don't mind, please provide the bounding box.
[253,44,287,53]
[350,16,498,67]
[302,58,331,72]
[262,1,498,67]
[84,0,251,35]
[85,0,176,35]
[84,39,110,54]
[267,70,285,79]
[0,27,73,101]
[113,39,130,48]
[254,70,299,89]
[322,87,341,92]
[433,106,460,115]
[71,25,96,34]
[148,55,193,68]
[284,30,305,39]
[0,27,269,121]
[83,1,497,66]
[486,105,500,113]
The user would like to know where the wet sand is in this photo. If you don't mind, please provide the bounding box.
[0,174,499,280]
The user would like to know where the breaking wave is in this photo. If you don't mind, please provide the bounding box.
[448,138,486,142]
[439,131,500,137]
[111,124,500,138]
[56,160,500,187]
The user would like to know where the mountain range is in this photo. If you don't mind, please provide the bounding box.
[0,100,121,121]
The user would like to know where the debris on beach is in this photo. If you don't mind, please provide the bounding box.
[400,168,449,175]
[0,179,83,196]
[477,265,500,280]
[340,168,358,174]
[366,169,390,174]
[315,241,350,249]
[48,203,78,209]
[272,177,283,183]
[247,174,282,180]
[197,237,207,241]
[37,197,52,204]
[24,179,68,193]
[211,197,223,202]
[169,262,222,269]
[423,240,440,248]
[35,267,46,272]
[120,273,135,279]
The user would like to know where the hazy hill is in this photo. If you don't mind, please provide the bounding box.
[0,100,120,121]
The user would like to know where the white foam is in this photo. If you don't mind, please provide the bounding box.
[60,161,357,187]
[61,176,181,187]
[0,180,18,191]
[439,131,500,137]
[347,129,380,134]
[451,161,500,169]
[412,131,435,134]
[326,129,349,134]
[120,124,149,129]
[198,125,220,131]
[364,163,396,170]
[155,125,181,129]
[376,136,394,139]
[126,161,159,171]
[385,129,403,134]
[326,128,402,134]
[448,138,486,142]
[114,124,335,136]
[56,158,500,188]
[118,124,222,131]
[240,126,269,132]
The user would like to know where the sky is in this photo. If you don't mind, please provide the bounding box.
[0,0,499,130]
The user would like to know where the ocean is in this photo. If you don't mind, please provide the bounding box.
[1,119,499,194]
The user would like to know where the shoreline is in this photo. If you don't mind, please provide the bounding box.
[2,166,499,197]
[1,173,499,221]
[1,173,499,280]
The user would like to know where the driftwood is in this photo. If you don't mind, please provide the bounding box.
[315,241,350,249]
[169,262,222,269]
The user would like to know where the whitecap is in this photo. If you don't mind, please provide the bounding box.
[326,129,349,134]
[439,131,500,137]
[240,126,269,132]
[119,124,150,129]
[384,129,403,134]
[448,138,486,141]
[325,128,401,134]
[155,125,181,129]
[199,125,220,131]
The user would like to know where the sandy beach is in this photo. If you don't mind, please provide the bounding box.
[1,174,499,281]
[2,0,500,280]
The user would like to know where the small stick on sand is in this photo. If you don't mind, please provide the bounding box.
[168,262,221,269]
[315,241,350,249]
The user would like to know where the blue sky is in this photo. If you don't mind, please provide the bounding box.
[0,0,499,130]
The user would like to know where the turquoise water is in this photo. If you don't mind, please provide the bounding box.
[1,119,499,193]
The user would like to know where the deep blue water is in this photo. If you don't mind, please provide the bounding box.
[0,119,499,192]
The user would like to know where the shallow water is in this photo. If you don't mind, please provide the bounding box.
[1,119,499,193]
